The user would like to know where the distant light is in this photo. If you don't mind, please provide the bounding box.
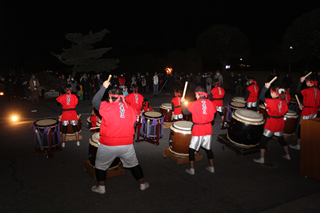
[226,65,231,69]
[184,101,188,105]
[289,46,293,49]
[246,65,250,67]
[12,116,18,122]
[0,92,3,96]
[240,58,243,61]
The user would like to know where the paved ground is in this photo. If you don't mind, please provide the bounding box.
[1,90,320,213]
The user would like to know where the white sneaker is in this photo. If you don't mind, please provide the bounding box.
[91,185,106,194]
[61,143,65,148]
[289,144,300,150]
[253,158,265,164]
[76,141,80,146]
[140,182,149,191]
[206,166,215,173]
[185,168,195,175]
[282,155,291,160]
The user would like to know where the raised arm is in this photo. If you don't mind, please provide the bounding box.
[92,81,110,111]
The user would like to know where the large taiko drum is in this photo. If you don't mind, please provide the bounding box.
[160,103,173,123]
[283,110,299,136]
[230,102,246,110]
[88,132,120,170]
[33,118,61,149]
[232,97,246,104]
[169,121,193,156]
[59,116,82,135]
[228,109,265,148]
[258,104,267,119]
[141,111,164,139]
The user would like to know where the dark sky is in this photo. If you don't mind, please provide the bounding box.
[1,0,319,72]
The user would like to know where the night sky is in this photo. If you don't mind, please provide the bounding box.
[1,0,319,72]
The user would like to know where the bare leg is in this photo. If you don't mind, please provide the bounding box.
[209,159,214,167]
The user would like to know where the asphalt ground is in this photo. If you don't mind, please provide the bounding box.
[1,91,320,213]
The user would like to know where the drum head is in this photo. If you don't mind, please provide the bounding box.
[87,116,91,123]
[259,104,265,109]
[285,109,298,118]
[232,97,245,103]
[144,111,163,118]
[35,119,58,127]
[171,121,193,131]
[234,109,264,123]
[92,132,100,144]
[160,103,172,110]
[96,119,101,127]
[230,102,245,108]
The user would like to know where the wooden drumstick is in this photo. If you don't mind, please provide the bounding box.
[268,76,277,84]
[182,81,188,99]
[107,74,112,83]
[295,94,301,106]
[304,72,312,79]
[89,126,100,130]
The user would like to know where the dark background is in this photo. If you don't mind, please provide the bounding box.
[1,0,319,73]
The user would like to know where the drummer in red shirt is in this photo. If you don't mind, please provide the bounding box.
[284,89,291,105]
[244,77,259,111]
[209,79,225,125]
[181,86,217,175]
[125,84,144,119]
[91,80,149,194]
[56,84,80,147]
[253,82,290,164]
[290,75,320,150]
[142,99,153,112]
[171,88,183,121]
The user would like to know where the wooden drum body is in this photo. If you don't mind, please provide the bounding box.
[228,109,265,148]
[141,111,164,139]
[88,132,120,170]
[60,116,82,135]
[169,121,193,156]
[160,103,173,122]
[283,110,299,136]
[258,104,267,119]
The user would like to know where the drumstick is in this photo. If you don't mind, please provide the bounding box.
[295,94,301,106]
[304,72,312,79]
[268,76,277,84]
[107,75,112,83]
[89,126,100,130]
[182,81,188,99]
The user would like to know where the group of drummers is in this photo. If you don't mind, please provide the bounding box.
[56,73,320,194]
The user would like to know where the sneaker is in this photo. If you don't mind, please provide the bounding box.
[289,144,300,150]
[91,185,106,194]
[185,168,195,175]
[282,155,291,160]
[206,166,214,173]
[140,182,149,191]
[253,158,265,164]
[76,141,80,146]
[61,143,65,148]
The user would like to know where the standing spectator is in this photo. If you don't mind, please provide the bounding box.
[141,75,146,94]
[59,74,67,95]
[188,73,194,92]
[95,74,103,92]
[145,72,151,94]
[206,73,213,94]
[195,72,201,87]
[228,72,236,96]
[201,74,206,88]
[158,73,163,92]
[137,73,142,94]
[131,74,137,85]
[118,73,126,89]
[214,70,224,87]
[180,72,186,88]
[168,73,175,95]
[67,74,73,84]
[111,74,119,89]
[235,72,245,96]
[81,74,91,101]
[6,78,15,102]
[153,72,159,96]
[245,73,251,86]
[282,73,292,93]
[29,74,40,104]
[173,72,180,88]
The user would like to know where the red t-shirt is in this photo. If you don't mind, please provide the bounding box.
[301,87,320,116]
[210,86,225,107]
[171,97,182,115]
[142,103,153,112]
[90,115,99,127]
[99,101,137,146]
[187,99,216,136]
[284,93,291,105]
[264,98,288,132]
[56,93,78,121]
[246,85,259,102]
[119,77,125,86]
[125,92,144,115]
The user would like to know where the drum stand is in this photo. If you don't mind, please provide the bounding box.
[135,116,160,146]
[34,129,62,159]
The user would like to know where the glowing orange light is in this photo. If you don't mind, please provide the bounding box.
[0,92,3,96]
[12,116,18,121]
[184,101,188,105]
[165,67,172,74]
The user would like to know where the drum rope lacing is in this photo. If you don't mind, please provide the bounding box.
[33,119,61,149]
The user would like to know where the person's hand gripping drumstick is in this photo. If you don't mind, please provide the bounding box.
[295,94,303,110]
[103,75,112,89]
